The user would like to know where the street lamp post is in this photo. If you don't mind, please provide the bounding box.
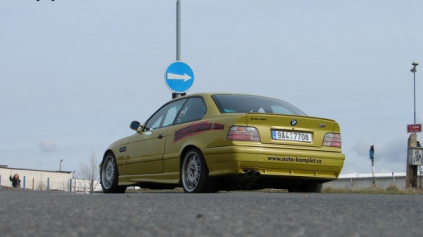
[59,159,63,171]
[411,62,419,125]
[407,62,419,188]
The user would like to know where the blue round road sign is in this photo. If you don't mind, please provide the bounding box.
[165,61,194,93]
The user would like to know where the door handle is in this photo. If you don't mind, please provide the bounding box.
[158,134,164,139]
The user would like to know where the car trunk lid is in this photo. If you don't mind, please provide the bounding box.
[245,113,337,148]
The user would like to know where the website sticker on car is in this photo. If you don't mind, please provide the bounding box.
[267,156,322,164]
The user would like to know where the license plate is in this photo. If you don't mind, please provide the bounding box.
[271,130,313,142]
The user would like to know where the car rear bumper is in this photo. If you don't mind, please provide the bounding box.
[202,146,345,180]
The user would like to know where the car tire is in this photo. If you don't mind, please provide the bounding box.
[101,152,127,193]
[293,182,322,193]
[288,181,322,193]
[181,148,215,193]
[305,182,322,193]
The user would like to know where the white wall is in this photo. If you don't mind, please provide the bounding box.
[70,179,102,193]
[0,166,103,192]
[323,172,423,189]
[324,176,407,189]
[0,167,72,190]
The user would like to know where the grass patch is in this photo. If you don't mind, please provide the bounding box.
[0,186,21,190]
[323,184,423,195]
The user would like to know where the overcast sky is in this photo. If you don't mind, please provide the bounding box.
[1,0,422,177]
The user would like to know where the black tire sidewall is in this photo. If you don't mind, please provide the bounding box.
[296,182,322,193]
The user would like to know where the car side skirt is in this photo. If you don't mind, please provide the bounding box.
[118,172,180,186]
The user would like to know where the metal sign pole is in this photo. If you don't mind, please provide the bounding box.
[176,0,181,61]
[369,145,375,185]
[414,68,416,125]
[173,0,183,99]
[166,0,191,98]
[371,159,375,185]
[410,61,418,127]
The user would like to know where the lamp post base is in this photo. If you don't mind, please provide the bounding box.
[406,133,418,188]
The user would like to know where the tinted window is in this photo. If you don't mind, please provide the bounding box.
[212,94,306,116]
[145,99,187,130]
[175,97,206,124]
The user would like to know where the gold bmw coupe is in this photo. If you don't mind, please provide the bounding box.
[100,93,345,193]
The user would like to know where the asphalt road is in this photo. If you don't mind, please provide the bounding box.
[0,189,422,237]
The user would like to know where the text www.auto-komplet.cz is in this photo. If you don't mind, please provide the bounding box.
[267,157,322,164]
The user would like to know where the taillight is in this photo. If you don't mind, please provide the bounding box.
[323,133,342,147]
[227,126,260,141]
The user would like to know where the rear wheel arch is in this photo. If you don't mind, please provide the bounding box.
[180,145,203,168]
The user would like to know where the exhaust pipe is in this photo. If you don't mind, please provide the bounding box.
[245,170,260,177]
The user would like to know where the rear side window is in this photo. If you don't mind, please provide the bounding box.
[175,97,207,124]
[212,94,306,116]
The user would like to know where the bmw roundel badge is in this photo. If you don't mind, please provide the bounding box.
[290,119,297,126]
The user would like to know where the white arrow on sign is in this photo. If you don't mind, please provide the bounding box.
[167,73,192,82]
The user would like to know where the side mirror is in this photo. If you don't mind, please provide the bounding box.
[129,121,143,133]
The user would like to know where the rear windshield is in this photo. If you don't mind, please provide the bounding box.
[212,94,306,116]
